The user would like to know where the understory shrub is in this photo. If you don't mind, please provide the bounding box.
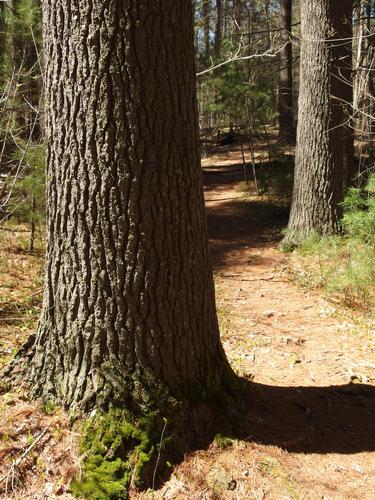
[293,175,375,310]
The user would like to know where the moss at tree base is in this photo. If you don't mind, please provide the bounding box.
[69,372,252,499]
[70,409,172,499]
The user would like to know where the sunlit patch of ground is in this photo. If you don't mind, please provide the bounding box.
[0,225,79,498]
[0,224,44,371]
[0,394,79,499]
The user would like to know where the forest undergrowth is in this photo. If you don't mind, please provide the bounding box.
[285,175,375,319]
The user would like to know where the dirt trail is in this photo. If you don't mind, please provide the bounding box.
[204,167,375,390]
[151,159,375,499]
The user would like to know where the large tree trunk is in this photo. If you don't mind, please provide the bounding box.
[5,0,235,421]
[284,0,354,245]
[278,0,295,142]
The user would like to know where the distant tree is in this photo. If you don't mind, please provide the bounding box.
[214,0,223,55]
[0,2,5,72]
[284,0,354,245]
[278,0,295,142]
[353,0,375,153]
[0,0,42,222]
[203,0,211,60]
[195,0,281,132]
[234,0,242,28]
[12,0,42,140]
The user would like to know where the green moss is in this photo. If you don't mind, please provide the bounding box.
[214,434,233,450]
[71,457,130,499]
[69,368,255,499]
[43,399,57,415]
[71,409,163,499]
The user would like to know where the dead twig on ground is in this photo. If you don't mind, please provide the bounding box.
[0,316,39,322]
[1,428,48,494]
[221,273,288,283]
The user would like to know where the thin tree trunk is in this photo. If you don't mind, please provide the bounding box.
[234,0,241,30]
[278,0,295,142]
[29,194,35,253]
[356,1,375,143]
[284,0,354,245]
[203,0,211,60]
[25,2,41,141]
[214,0,223,55]
[264,0,272,49]
[223,0,229,34]
[353,2,364,113]
[0,2,6,168]
[0,2,5,72]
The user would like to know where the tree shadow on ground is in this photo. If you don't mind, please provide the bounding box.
[237,381,375,454]
[156,381,375,489]
[202,162,375,456]
[177,380,375,482]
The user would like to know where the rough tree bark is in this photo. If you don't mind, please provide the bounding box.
[4,0,237,430]
[284,0,354,245]
[278,0,295,142]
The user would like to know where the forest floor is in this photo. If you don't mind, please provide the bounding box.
[0,139,375,498]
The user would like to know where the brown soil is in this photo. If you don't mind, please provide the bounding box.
[1,144,375,499]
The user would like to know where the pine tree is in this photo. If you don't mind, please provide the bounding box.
[284,0,354,245]
[3,1,242,489]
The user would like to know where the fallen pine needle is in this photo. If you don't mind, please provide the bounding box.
[1,428,48,493]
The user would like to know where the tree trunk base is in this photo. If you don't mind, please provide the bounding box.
[1,335,251,497]
[70,379,249,498]
[281,222,343,250]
